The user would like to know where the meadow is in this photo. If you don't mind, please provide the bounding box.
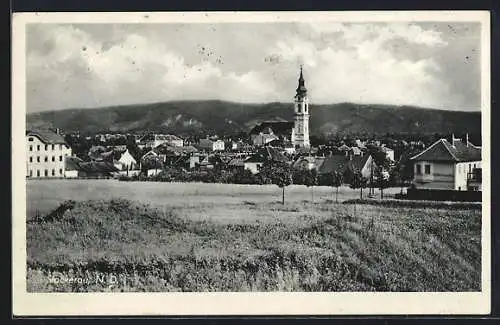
[26,180,481,292]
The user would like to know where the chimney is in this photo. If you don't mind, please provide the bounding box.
[466,133,469,147]
[451,133,455,147]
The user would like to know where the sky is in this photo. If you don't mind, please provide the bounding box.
[26,22,482,113]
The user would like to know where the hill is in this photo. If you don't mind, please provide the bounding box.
[26,100,481,137]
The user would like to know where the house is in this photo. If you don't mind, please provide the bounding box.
[139,151,164,176]
[172,154,200,170]
[199,138,225,152]
[381,146,395,161]
[244,146,289,174]
[77,161,119,178]
[266,138,296,155]
[89,146,138,171]
[355,139,367,150]
[193,154,223,170]
[337,144,351,154]
[113,149,137,171]
[249,121,294,147]
[293,156,326,171]
[139,133,184,148]
[348,147,362,157]
[141,145,198,166]
[26,129,72,178]
[410,135,481,191]
[64,156,83,178]
[227,157,246,172]
[318,154,376,182]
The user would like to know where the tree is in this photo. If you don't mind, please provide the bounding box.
[303,168,319,203]
[331,170,343,203]
[374,165,390,199]
[367,146,391,196]
[350,169,368,199]
[259,161,293,205]
[141,155,163,173]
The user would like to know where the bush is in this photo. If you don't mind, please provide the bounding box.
[342,198,481,210]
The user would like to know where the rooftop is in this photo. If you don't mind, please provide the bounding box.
[410,138,481,162]
[27,129,66,145]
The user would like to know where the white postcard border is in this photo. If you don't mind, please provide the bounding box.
[12,10,491,316]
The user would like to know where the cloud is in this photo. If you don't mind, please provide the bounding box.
[27,24,277,111]
[265,22,463,109]
[26,22,480,112]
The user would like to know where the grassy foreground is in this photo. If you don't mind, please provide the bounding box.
[27,198,481,292]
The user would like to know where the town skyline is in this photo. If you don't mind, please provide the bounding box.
[26,22,481,113]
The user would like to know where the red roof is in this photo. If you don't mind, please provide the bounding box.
[410,138,481,162]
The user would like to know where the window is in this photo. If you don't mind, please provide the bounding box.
[37,145,40,151]
[59,144,62,150]
[36,170,40,177]
[29,170,33,177]
[416,164,422,175]
[59,168,63,175]
[52,169,55,176]
[37,156,40,163]
[44,169,48,177]
[45,145,48,151]
[52,156,55,162]
[29,145,33,151]
[44,156,48,162]
[29,157,33,163]
[52,144,55,150]
[28,137,34,142]
[59,155,63,161]
[469,164,472,173]
[474,163,476,169]
[424,164,431,174]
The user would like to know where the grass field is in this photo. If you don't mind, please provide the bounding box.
[27,179,402,217]
[26,180,481,292]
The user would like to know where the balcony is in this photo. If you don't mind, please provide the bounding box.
[467,168,482,182]
[467,168,482,191]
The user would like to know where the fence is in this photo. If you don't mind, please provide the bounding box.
[397,188,482,202]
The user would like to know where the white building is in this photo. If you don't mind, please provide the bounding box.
[114,149,137,171]
[381,146,395,161]
[410,135,481,191]
[290,66,310,148]
[139,134,184,148]
[26,129,72,178]
[199,138,225,152]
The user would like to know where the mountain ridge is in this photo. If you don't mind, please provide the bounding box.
[26,100,481,137]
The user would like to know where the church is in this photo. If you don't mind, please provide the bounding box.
[249,66,311,149]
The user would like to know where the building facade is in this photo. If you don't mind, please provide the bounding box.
[410,136,481,191]
[26,129,72,178]
[291,66,310,148]
[199,139,225,152]
[138,134,184,148]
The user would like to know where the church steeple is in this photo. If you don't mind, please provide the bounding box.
[295,65,308,99]
[291,65,310,148]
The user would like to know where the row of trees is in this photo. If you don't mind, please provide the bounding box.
[125,159,393,205]
[260,161,392,205]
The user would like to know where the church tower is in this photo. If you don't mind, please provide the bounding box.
[291,66,310,148]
